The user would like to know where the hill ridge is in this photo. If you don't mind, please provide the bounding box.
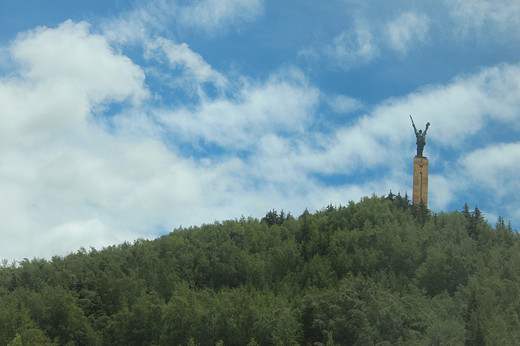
[1,194,519,345]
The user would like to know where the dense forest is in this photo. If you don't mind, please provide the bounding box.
[1,194,520,345]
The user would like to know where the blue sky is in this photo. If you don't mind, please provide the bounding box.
[1,0,520,260]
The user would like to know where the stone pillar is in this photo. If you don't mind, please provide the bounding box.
[413,157,428,207]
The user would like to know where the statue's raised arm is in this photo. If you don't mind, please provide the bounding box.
[424,122,430,136]
[410,115,418,135]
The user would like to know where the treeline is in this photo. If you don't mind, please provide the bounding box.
[1,194,520,345]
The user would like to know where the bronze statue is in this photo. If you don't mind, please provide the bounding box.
[410,115,430,158]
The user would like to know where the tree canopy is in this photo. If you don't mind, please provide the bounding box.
[1,194,519,345]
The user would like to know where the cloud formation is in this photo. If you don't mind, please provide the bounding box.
[149,37,227,90]
[1,21,151,258]
[1,1,519,261]
[103,0,264,43]
[177,0,264,33]
[156,68,319,150]
[324,21,379,70]
[447,0,520,40]
[386,12,429,54]
[302,10,430,71]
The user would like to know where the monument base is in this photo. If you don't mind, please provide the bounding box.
[412,156,428,207]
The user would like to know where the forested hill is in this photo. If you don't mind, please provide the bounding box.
[1,195,520,345]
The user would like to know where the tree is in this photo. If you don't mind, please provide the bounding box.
[38,287,97,345]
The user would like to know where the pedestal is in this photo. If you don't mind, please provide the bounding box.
[413,157,428,207]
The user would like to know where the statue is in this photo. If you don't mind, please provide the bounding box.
[410,115,430,158]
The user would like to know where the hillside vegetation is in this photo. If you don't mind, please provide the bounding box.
[1,194,520,345]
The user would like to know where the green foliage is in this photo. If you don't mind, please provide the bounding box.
[0,195,519,344]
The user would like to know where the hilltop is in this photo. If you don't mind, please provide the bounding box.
[1,194,519,345]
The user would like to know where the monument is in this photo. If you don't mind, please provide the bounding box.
[410,115,430,207]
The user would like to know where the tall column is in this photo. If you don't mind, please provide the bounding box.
[413,157,428,207]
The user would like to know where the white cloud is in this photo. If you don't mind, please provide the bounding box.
[149,37,227,88]
[12,20,147,105]
[31,219,141,260]
[1,19,325,260]
[447,0,520,40]
[429,174,457,210]
[462,142,520,196]
[0,20,148,147]
[327,95,363,114]
[304,11,429,71]
[324,22,379,70]
[103,0,263,43]
[2,4,520,261]
[0,113,205,260]
[386,12,429,54]
[178,0,264,34]
[157,68,320,150]
[0,21,157,259]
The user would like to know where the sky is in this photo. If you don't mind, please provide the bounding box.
[1,0,520,260]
